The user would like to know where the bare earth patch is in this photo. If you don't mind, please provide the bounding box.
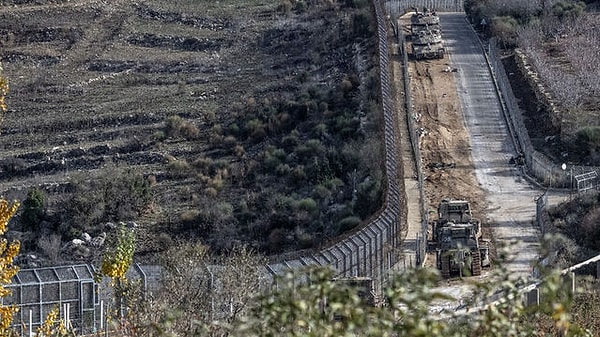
[396,13,487,269]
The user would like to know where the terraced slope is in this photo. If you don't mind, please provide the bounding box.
[0,0,383,261]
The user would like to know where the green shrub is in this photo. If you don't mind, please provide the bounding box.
[263,147,286,172]
[212,124,223,136]
[337,215,361,232]
[276,163,292,176]
[354,176,382,219]
[180,210,200,227]
[312,184,331,201]
[491,16,520,47]
[340,77,353,93]
[282,131,300,151]
[291,165,307,183]
[153,130,166,141]
[264,153,282,172]
[278,0,293,14]
[294,0,306,13]
[245,118,266,141]
[297,198,318,213]
[181,122,200,139]
[22,187,46,232]
[351,9,375,39]
[157,233,173,249]
[312,123,328,138]
[552,0,586,20]
[165,115,185,137]
[324,177,344,190]
[217,202,234,218]
[192,157,213,172]
[296,231,314,249]
[165,115,198,139]
[63,168,153,235]
[268,228,286,253]
[223,135,237,148]
[205,187,218,197]
[233,144,245,158]
[573,126,600,161]
[210,159,230,174]
[168,159,191,178]
[228,123,240,136]
[209,174,225,191]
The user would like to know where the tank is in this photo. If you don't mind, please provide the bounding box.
[432,199,490,278]
[411,27,444,59]
[410,7,440,28]
[410,8,444,60]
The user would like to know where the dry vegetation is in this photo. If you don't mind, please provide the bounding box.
[513,13,600,165]
[0,0,385,264]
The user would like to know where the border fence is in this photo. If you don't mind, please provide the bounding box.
[266,0,405,293]
[398,24,428,267]
[2,3,407,332]
[2,263,156,335]
[11,2,598,334]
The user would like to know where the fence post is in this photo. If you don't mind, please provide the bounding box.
[526,288,540,307]
[562,272,576,295]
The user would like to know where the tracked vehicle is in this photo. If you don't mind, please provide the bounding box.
[409,8,444,60]
[411,28,445,59]
[432,199,490,278]
[410,7,440,28]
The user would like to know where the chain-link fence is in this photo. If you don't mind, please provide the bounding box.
[267,0,405,295]
[397,26,428,267]
[3,265,100,335]
[4,2,432,333]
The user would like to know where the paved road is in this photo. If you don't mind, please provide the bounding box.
[442,12,542,279]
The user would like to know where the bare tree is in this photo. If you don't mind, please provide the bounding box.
[125,243,267,336]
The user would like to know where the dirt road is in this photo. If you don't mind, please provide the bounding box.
[396,12,544,284]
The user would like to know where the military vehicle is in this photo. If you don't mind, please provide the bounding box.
[432,199,490,278]
[411,28,445,59]
[410,7,440,28]
[409,8,444,60]
[332,277,377,307]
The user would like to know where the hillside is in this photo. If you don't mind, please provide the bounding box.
[0,0,384,264]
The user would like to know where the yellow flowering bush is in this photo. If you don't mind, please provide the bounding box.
[0,63,8,113]
[0,199,19,334]
[35,307,68,337]
[101,224,135,281]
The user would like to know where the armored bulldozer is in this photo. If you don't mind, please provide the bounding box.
[432,199,490,278]
[411,28,445,59]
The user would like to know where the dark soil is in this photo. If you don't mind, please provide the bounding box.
[0,0,384,264]
[502,53,571,162]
